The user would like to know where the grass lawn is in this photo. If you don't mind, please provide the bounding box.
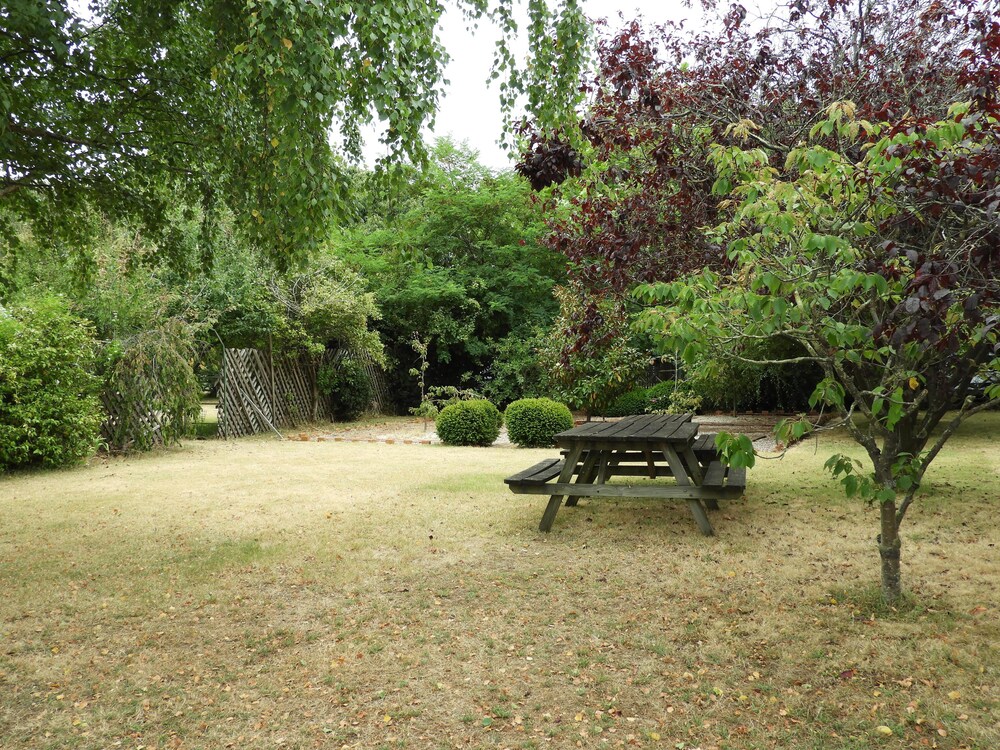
[1,415,998,750]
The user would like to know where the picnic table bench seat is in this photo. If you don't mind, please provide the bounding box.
[692,433,720,464]
[504,458,566,487]
[506,456,745,494]
[701,460,747,492]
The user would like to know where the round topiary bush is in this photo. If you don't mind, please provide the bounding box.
[435,399,502,446]
[504,398,574,448]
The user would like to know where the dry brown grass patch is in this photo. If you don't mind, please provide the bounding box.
[1,415,998,749]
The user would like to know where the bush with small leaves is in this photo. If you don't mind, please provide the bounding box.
[0,297,103,471]
[319,358,373,421]
[435,399,502,446]
[504,398,574,448]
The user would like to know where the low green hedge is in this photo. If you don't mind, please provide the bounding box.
[603,387,650,417]
[504,398,574,448]
[435,399,502,446]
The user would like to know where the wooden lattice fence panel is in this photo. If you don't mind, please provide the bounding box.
[218,348,330,439]
[101,386,164,451]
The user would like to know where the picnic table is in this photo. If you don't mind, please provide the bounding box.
[504,413,747,535]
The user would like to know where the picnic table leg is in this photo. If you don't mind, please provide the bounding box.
[539,445,583,532]
[686,499,715,536]
[566,450,599,507]
[642,449,657,479]
[682,445,718,509]
[660,441,716,535]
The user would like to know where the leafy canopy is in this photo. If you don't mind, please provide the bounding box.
[1,0,589,264]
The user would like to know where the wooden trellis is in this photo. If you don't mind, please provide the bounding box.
[218,348,328,439]
[101,387,164,452]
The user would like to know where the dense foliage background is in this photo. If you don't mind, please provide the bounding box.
[331,140,565,410]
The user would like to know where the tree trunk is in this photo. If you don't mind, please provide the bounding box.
[878,497,902,604]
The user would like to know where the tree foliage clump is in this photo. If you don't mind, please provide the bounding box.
[435,399,502,447]
[536,286,648,416]
[504,398,574,448]
[0,296,103,470]
[202,242,383,360]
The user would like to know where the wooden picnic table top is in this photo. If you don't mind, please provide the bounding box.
[554,413,698,446]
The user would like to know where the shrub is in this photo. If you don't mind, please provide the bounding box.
[504,398,574,448]
[681,339,823,413]
[319,358,373,420]
[0,297,103,470]
[435,399,502,446]
[646,380,676,411]
[480,330,549,407]
[603,387,650,417]
[664,388,703,415]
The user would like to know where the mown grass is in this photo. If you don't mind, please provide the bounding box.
[1,414,998,749]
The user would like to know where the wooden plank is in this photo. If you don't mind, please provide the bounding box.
[511,482,745,499]
[642,448,657,479]
[596,450,613,484]
[682,445,704,485]
[726,465,748,490]
[659,442,691,487]
[563,450,664,463]
[577,450,601,483]
[566,450,601,507]
[702,460,727,487]
[693,433,717,453]
[539,444,583,532]
[637,414,685,439]
[587,426,697,447]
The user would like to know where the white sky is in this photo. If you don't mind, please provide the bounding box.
[379,0,704,170]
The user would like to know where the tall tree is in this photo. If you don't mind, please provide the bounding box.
[1,0,589,264]
[519,0,976,341]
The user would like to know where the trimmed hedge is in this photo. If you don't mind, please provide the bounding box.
[435,399,502,446]
[504,398,574,448]
[603,387,650,417]
[0,297,103,471]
